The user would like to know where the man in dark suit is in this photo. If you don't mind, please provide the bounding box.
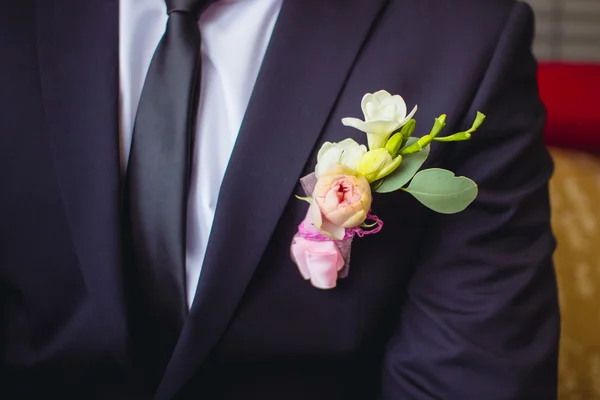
[0,0,559,398]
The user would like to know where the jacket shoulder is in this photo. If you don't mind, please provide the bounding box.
[384,0,530,40]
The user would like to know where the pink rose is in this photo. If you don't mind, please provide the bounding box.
[309,165,372,240]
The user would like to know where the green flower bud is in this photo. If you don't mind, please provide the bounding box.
[358,148,403,183]
[385,132,404,157]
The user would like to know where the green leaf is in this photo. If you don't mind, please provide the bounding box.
[375,137,430,193]
[403,168,478,214]
[372,179,384,191]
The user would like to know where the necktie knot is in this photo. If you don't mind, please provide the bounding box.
[166,0,216,19]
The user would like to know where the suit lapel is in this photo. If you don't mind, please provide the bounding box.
[157,0,389,397]
[36,0,127,361]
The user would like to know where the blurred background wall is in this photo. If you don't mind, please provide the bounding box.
[524,1,600,399]
[527,0,600,61]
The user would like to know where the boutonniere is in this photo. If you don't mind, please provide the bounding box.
[291,90,485,289]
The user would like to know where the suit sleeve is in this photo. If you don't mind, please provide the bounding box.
[380,3,560,399]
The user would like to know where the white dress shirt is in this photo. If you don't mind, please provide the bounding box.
[119,0,283,307]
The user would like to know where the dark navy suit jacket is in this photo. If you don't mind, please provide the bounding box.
[0,0,559,398]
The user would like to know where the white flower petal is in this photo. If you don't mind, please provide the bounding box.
[372,90,392,103]
[315,146,343,177]
[387,95,407,121]
[381,104,397,120]
[342,117,401,135]
[348,92,415,147]
[364,120,402,134]
[360,93,375,119]
[341,117,370,133]
[366,101,379,120]
[315,139,366,176]
[367,132,392,150]
[361,90,392,120]
[338,139,367,171]
[336,138,362,149]
[317,142,335,162]
[397,104,418,127]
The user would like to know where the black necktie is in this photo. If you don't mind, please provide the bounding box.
[124,0,214,381]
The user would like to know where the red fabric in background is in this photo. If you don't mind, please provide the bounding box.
[538,62,600,151]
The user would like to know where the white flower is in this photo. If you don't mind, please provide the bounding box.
[341,90,418,150]
[315,138,367,177]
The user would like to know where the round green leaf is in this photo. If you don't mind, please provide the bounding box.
[375,137,430,193]
[403,168,478,214]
